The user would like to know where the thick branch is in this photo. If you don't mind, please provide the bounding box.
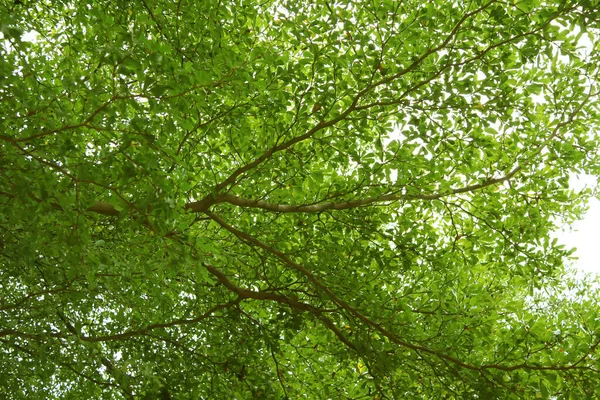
[0,300,238,344]
[87,82,598,218]
[87,167,520,217]
[85,202,121,216]
[217,171,520,213]
[204,1,498,197]
[202,263,358,352]
[206,211,597,374]
[203,263,315,312]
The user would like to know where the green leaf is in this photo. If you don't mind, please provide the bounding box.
[2,1,600,399]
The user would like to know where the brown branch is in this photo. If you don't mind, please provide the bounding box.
[204,263,324,314]
[0,288,75,311]
[85,202,121,216]
[162,233,360,354]
[214,171,520,213]
[81,300,238,342]
[13,81,594,219]
[181,86,598,216]
[206,211,597,374]
[0,95,129,144]
[0,329,61,341]
[5,167,519,217]
[202,263,358,352]
[201,1,498,199]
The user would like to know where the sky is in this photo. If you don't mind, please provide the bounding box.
[553,174,600,275]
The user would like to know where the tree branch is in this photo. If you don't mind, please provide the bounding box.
[215,171,520,213]
[206,211,598,374]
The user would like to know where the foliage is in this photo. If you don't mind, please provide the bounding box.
[2,0,600,398]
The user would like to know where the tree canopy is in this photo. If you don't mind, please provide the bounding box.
[2,0,600,398]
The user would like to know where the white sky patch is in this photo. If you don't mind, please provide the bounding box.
[552,174,600,275]
[21,30,39,42]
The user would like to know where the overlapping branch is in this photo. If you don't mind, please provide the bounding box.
[206,210,599,374]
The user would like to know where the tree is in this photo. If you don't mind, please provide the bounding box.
[1,0,600,398]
